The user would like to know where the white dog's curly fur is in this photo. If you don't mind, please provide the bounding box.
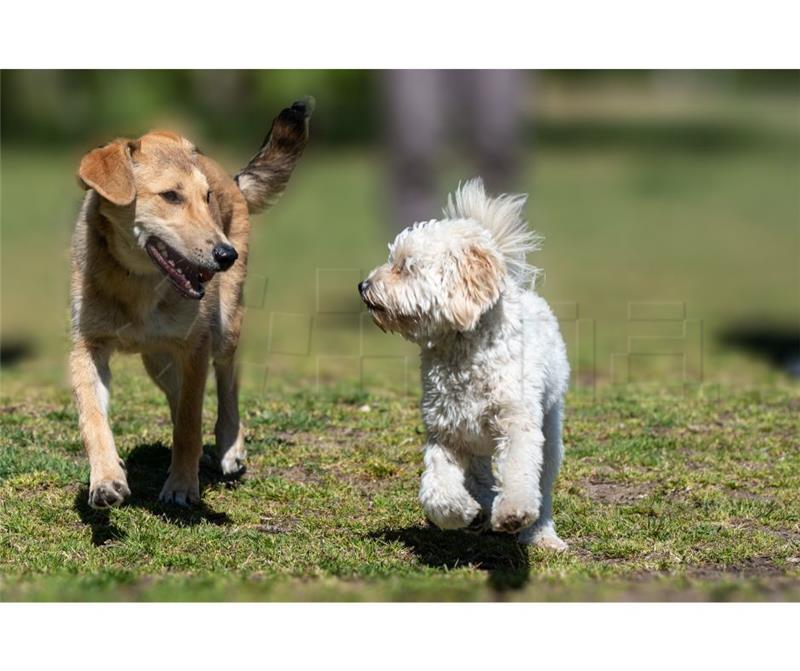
[360,178,569,550]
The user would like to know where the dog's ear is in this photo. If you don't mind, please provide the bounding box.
[447,244,505,331]
[77,140,137,206]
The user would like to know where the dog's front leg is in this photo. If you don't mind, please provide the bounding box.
[490,423,544,534]
[70,340,130,509]
[159,340,210,505]
[419,442,482,530]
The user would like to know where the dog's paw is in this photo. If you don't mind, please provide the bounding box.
[518,520,568,551]
[219,453,246,477]
[519,524,569,551]
[218,431,247,477]
[158,473,200,506]
[88,477,130,509]
[531,534,569,552]
[423,492,482,530]
[203,449,246,477]
[491,496,539,534]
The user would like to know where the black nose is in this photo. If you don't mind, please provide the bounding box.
[213,244,238,271]
[358,280,369,296]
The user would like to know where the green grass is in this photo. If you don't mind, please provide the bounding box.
[1,359,798,601]
[1,86,798,601]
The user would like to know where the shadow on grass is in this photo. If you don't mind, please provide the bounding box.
[74,442,239,546]
[0,337,35,368]
[718,323,800,377]
[74,497,128,546]
[372,526,530,592]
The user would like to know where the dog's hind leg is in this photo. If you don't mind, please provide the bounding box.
[142,352,181,425]
[213,356,246,476]
[518,401,568,551]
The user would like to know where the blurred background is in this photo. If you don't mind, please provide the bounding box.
[1,70,798,396]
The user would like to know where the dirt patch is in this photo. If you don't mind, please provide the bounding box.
[257,460,399,495]
[255,515,297,534]
[730,518,800,543]
[685,557,788,579]
[1,400,67,417]
[266,464,324,485]
[582,478,655,504]
[567,540,794,581]
[724,487,774,502]
[270,431,300,446]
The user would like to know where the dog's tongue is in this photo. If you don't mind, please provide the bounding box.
[145,236,214,301]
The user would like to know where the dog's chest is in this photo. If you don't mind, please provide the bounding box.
[152,302,204,341]
[102,291,208,352]
[420,361,497,454]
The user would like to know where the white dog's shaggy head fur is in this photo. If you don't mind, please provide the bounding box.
[360,178,541,341]
[361,178,569,550]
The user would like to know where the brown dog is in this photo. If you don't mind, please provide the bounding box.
[70,99,312,508]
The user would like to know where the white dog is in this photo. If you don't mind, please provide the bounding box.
[359,178,569,550]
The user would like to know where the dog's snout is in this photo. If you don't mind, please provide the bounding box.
[358,280,369,296]
[213,244,238,271]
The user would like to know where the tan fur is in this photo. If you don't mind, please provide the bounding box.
[78,140,137,206]
[70,102,310,509]
[448,245,505,331]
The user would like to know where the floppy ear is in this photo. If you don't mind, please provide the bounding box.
[77,140,137,206]
[447,244,506,331]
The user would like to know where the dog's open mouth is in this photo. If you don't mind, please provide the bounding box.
[145,236,215,300]
[363,300,385,313]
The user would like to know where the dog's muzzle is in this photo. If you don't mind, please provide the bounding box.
[145,236,216,300]
[213,243,238,271]
[358,279,385,314]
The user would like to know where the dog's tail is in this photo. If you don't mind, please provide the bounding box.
[444,177,542,286]
[234,97,314,215]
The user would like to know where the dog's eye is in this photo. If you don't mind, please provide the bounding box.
[394,259,412,275]
[206,191,212,204]
[160,190,182,204]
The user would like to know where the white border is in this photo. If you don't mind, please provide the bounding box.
[1,1,799,68]
[1,603,798,669]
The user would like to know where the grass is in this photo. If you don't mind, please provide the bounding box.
[1,358,798,601]
[1,84,798,601]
